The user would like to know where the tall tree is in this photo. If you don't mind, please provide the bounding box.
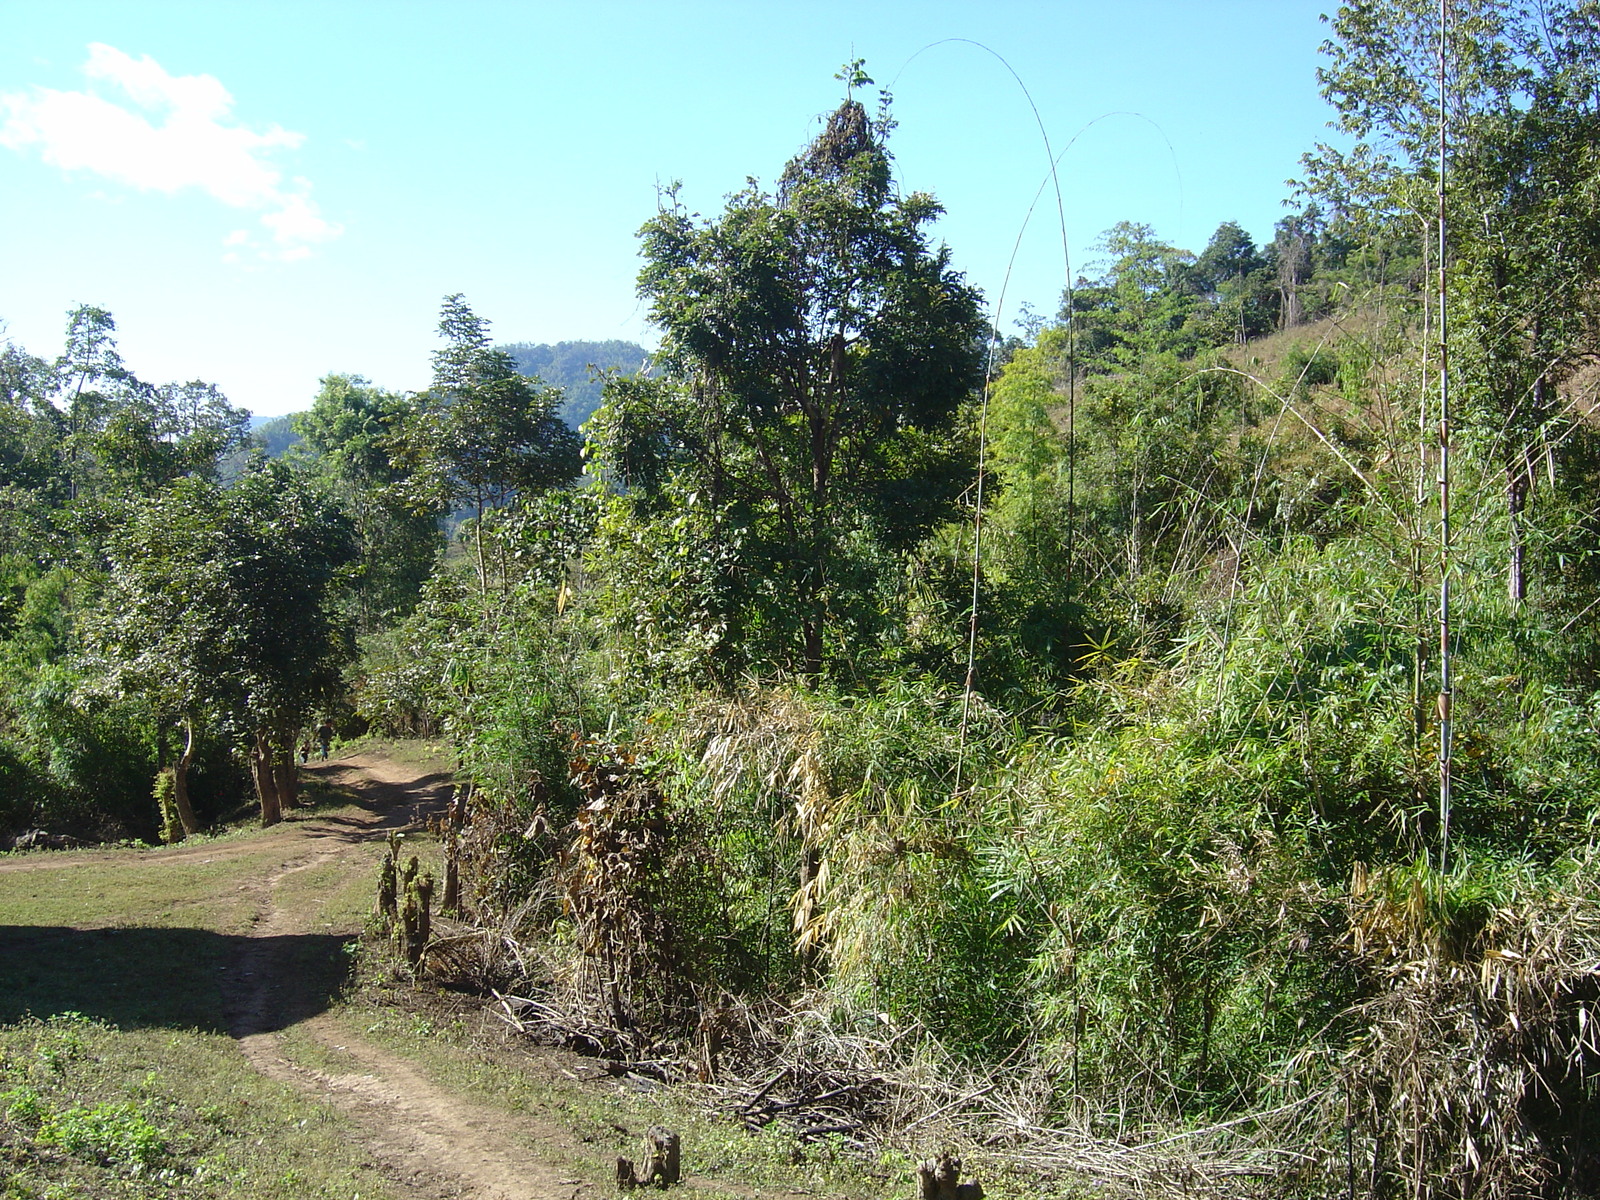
[1191,221,1276,343]
[392,296,582,588]
[593,81,987,680]
[90,463,355,828]
[294,374,441,629]
[1067,222,1207,371]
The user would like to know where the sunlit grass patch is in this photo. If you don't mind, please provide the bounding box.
[0,1013,398,1200]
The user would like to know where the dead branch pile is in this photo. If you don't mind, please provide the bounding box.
[690,995,902,1146]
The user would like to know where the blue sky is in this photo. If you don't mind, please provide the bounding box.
[1,1,1341,418]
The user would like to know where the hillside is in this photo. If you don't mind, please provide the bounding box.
[499,339,651,430]
[250,413,301,456]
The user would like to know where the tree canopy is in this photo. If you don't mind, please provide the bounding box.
[589,92,987,679]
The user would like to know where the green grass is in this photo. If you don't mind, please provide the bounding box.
[0,790,394,1198]
[0,1014,399,1200]
[0,843,290,1030]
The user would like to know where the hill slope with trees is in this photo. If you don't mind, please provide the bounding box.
[499,339,650,430]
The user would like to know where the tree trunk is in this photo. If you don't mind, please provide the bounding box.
[801,617,823,683]
[274,745,299,811]
[252,730,282,827]
[474,497,488,594]
[171,716,202,837]
[1506,374,1547,607]
[1277,233,1309,330]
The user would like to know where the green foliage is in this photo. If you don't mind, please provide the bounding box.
[14,662,160,839]
[35,1100,168,1172]
[499,339,650,430]
[292,373,441,630]
[248,414,299,458]
[1306,0,1600,606]
[11,33,1600,1192]
[152,767,181,845]
[46,308,250,505]
[392,296,583,526]
[356,528,595,814]
[83,461,354,827]
[594,89,987,681]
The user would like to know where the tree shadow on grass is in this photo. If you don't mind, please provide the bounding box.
[0,924,350,1035]
[288,767,458,842]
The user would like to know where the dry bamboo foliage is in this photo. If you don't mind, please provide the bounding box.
[402,697,1600,1198]
[1329,862,1600,1198]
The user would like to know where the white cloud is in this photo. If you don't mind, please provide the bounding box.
[0,43,342,260]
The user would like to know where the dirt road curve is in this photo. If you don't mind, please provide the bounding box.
[221,753,591,1200]
[0,753,583,1200]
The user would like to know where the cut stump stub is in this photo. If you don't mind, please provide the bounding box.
[917,1153,982,1200]
[618,1126,681,1189]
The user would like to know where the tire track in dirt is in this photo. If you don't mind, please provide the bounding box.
[219,755,594,1200]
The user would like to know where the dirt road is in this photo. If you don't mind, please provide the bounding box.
[217,753,593,1200]
[1,752,594,1199]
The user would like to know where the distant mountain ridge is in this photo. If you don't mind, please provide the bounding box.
[243,340,651,460]
[499,339,651,430]
[252,414,300,456]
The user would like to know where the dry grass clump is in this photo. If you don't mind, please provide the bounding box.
[1329,860,1600,1198]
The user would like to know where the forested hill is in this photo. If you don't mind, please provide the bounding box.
[499,339,650,430]
[250,414,300,456]
[240,340,649,461]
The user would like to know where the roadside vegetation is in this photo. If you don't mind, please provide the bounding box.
[5,4,1600,1195]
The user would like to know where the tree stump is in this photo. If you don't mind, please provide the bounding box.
[917,1153,981,1200]
[401,872,434,967]
[697,1004,727,1083]
[617,1126,681,1188]
[376,854,398,930]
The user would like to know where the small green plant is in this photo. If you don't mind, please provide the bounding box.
[35,1016,89,1074]
[35,1101,167,1173]
[3,1084,45,1126]
[153,767,183,845]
